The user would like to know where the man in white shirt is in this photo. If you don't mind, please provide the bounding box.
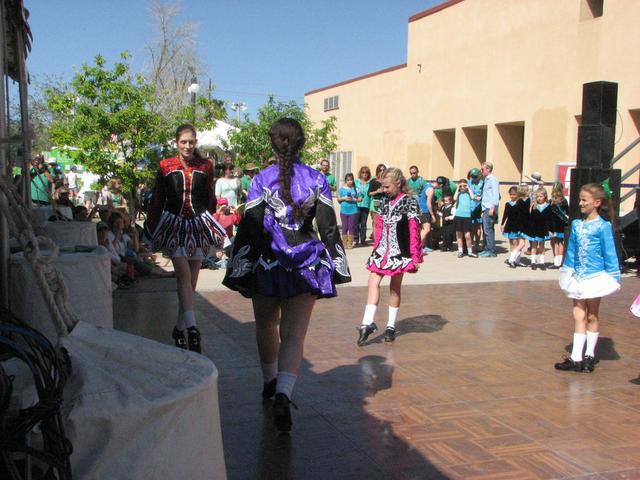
[67,166,78,203]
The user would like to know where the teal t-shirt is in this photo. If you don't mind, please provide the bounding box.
[355,178,370,208]
[338,186,359,215]
[455,192,472,217]
[407,176,427,200]
[30,167,51,203]
[324,172,336,191]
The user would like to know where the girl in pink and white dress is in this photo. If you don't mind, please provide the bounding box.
[357,167,423,345]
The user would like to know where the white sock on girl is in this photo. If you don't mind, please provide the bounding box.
[183,310,196,329]
[509,250,518,263]
[554,255,563,267]
[538,254,545,265]
[276,371,297,400]
[388,306,399,329]
[585,331,599,358]
[362,304,377,326]
[571,332,587,361]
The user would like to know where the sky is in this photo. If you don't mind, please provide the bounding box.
[25,0,440,119]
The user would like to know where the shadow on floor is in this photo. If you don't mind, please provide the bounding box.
[563,336,620,361]
[190,298,450,480]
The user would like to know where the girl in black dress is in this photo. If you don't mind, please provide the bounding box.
[549,182,569,269]
[525,187,552,270]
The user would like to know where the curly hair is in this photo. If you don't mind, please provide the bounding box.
[269,118,306,221]
[382,167,412,195]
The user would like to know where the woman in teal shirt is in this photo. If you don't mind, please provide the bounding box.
[354,166,371,247]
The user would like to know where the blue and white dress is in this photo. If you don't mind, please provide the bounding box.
[559,216,620,299]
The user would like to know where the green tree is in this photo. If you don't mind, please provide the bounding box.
[45,53,168,214]
[225,96,338,167]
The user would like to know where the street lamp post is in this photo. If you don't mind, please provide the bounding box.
[229,101,247,123]
[187,72,200,124]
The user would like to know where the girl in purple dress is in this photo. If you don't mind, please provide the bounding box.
[223,118,351,432]
[357,167,423,345]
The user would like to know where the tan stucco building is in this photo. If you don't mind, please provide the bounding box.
[305,0,640,212]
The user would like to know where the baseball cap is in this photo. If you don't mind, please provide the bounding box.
[217,197,229,206]
[469,168,481,177]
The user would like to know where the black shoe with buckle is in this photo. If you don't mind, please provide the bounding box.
[357,322,378,346]
[187,326,202,353]
[554,357,582,371]
[384,327,397,342]
[582,355,596,373]
[172,327,187,350]
[262,378,277,400]
[273,393,295,432]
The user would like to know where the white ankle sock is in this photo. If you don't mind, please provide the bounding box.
[261,362,278,383]
[585,331,599,357]
[515,251,523,263]
[276,371,297,400]
[571,333,587,361]
[183,310,196,328]
[387,307,399,329]
[509,250,518,262]
[530,255,536,264]
[538,254,545,264]
[362,304,377,326]
[554,255,562,267]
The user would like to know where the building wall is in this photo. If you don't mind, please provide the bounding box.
[305,0,640,212]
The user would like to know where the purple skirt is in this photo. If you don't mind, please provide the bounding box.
[252,255,337,299]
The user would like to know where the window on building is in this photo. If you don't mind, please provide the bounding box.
[580,0,603,20]
[328,151,352,186]
[324,95,339,112]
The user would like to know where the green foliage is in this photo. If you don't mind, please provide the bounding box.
[45,53,167,194]
[225,96,338,167]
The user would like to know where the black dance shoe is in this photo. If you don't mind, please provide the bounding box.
[187,326,202,353]
[384,327,397,342]
[539,263,547,271]
[262,378,277,400]
[507,260,517,269]
[581,355,596,373]
[172,327,187,350]
[554,357,582,372]
[531,263,538,271]
[357,322,378,346]
[273,393,294,432]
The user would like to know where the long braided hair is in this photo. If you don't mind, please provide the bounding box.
[269,118,306,221]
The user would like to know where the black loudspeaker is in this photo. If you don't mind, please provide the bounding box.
[568,168,621,220]
[582,81,618,127]
[577,124,614,169]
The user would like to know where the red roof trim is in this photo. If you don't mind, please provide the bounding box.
[408,0,464,23]
[304,64,407,97]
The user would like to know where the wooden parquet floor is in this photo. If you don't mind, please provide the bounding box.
[115,278,640,479]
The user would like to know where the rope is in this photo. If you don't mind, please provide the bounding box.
[0,173,78,337]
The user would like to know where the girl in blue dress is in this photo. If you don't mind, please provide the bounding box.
[555,183,620,373]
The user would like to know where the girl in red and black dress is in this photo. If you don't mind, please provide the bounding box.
[147,124,227,352]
